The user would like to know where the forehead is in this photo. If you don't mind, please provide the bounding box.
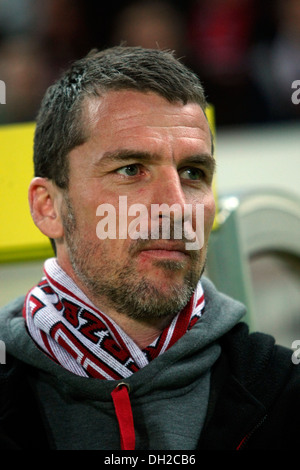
[82,90,211,148]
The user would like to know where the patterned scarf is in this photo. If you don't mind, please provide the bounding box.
[23,258,205,380]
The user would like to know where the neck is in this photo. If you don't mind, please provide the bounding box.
[99,310,175,350]
[57,254,174,349]
[75,276,174,349]
[26,257,203,382]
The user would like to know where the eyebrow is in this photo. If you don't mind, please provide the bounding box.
[96,149,216,174]
[180,154,216,174]
[99,149,157,166]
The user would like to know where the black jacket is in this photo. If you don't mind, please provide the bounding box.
[0,321,299,450]
[199,322,299,450]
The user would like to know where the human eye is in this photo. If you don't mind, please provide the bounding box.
[179,167,205,181]
[116,164,141,177]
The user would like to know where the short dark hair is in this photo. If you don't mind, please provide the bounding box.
[33,46,208,189]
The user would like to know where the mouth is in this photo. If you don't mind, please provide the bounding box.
[137,242,190,261]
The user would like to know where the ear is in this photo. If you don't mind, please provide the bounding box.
[28,177,64,239]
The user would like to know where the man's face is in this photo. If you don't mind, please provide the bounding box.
[59,90,215,321]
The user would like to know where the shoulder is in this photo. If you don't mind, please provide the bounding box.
[219,320,298,392]
[201,276,247,320]
[0,352,50,449]
[201,322,300,449]
[0,296,25,319]
[201,276,297,389]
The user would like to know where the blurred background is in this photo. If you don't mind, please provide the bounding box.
[0,0,299,347]
[0,0,300,126]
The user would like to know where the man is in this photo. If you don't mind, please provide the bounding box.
[0,46,299,450]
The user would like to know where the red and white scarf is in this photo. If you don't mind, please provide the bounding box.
[23,258,205,380]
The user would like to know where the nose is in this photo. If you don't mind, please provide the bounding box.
[150,166,187,225]
[153,166,186,205]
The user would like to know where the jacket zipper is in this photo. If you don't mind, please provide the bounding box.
[236,415,268,450]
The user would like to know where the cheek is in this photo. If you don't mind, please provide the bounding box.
[203,196,216,236]
[74,195,116,239]
[78,210,99,240]
[206,197,216,221]
[190,193,215,227]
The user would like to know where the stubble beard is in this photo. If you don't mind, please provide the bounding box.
[61,195,205,322]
